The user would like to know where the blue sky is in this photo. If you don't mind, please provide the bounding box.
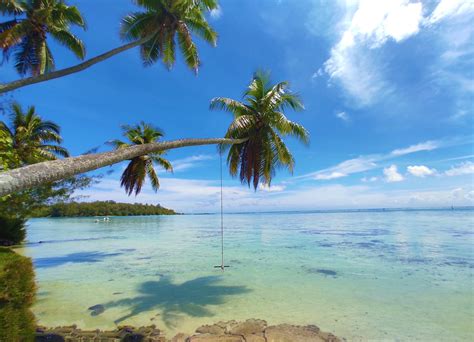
[1,0,473,212]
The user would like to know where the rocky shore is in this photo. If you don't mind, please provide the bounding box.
[35,319,343,341]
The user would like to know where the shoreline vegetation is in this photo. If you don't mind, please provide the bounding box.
[0,248,36,341]
[31,201,177,218]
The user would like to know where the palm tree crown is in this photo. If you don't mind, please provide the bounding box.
[0,0,86,76]
[121,0,218,72]
[211,71,309,190]
[109,122,173,196]
[0,102,69,167]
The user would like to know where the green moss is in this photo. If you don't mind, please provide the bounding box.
[0,248,36,341]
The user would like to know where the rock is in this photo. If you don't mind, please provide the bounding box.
[318,331,342,342]
[35,333,65,342]
[189,334,244,342]
[228,319,267,335]
[265,324,328,342]
[52,325,77,334]
[243,335,266,342]
[122,333,146,342]
[171,332,190,342]
[195,324,226,335]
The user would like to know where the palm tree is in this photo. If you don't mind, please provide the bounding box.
[0,0,86,76]
[210,71,309,189]
[0,74,309,197]
[0,136,246,197]
[121,0,217,71]
[109,122,173,196]
[0,0,218,94]
[0,102,69,168]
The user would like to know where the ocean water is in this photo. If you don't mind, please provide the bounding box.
[17,210,474,341]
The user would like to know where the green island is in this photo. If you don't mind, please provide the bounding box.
[32,201,177,218]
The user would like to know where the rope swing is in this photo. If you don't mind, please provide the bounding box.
[214,152,229,271]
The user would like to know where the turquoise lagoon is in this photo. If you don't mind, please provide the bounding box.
[18,210,474,341]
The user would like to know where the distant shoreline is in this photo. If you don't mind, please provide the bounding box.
[28,206,474,218]
[184,206,474,216]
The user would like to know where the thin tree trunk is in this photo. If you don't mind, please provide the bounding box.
[0,137,246,197]
[0,36,151,94]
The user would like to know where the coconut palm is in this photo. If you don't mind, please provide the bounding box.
[0,102,69,167]
[0,0,86,76]
[0,0,218,94]
[109,122,173,196]
[210,71,309,189]
[0,75,309,197]
[121,0,218,70]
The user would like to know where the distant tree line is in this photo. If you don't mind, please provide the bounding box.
[32,201,176,217]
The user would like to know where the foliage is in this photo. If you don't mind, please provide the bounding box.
[210,71,309,189]
[121,0,218,71]
[0,175,95,219]
[0,0,86,76]
[0,102,94,243]
[109,122,173,196]
[0,248,36,341]
[0,102,69,166]
[32,200,176,217]
[0,216,26,245]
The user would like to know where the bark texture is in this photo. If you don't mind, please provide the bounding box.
[0,37,150,94]
[0,138,246,196]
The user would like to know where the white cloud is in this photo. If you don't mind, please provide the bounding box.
[445,161,474,177]
[169,154,214,172]
[335,111,350,122]
[428,0,474,24]
[384,165,404,182]
[311,156,377,180]
[209,6,222,19]
[314,171,347,180]
[77,177,474,212]
[317,0,474,108]
[361,176,378,182]
[407,165,436,177]
[304,139,445,181]
[390,141,439,156]
[258,183,286,192]
[322,0,423,105]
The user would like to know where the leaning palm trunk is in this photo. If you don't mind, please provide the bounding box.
[0,137,247,196]
[0,36,151,94]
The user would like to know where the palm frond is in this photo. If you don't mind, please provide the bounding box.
[176,21,199,72]
[186,16,217,46]
[0,0,25,15]
[39,144,69,158]
[209,97,250,117]
[145,159,160,191]
[49,29,85,59]
[152,155,173,172]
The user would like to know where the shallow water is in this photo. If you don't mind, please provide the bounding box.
[18,210,474,341]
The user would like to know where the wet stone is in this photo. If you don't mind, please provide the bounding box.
[171,332,190,342]
[189,335,244,342]
[228,319,267,335]
[196,324,226,335]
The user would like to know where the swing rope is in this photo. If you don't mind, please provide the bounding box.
[215,152,229,270]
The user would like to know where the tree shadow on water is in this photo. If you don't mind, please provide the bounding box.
[34,251,122,268]
[103,275,251,328]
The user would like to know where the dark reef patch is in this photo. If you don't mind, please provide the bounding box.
[305,267,338,278]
